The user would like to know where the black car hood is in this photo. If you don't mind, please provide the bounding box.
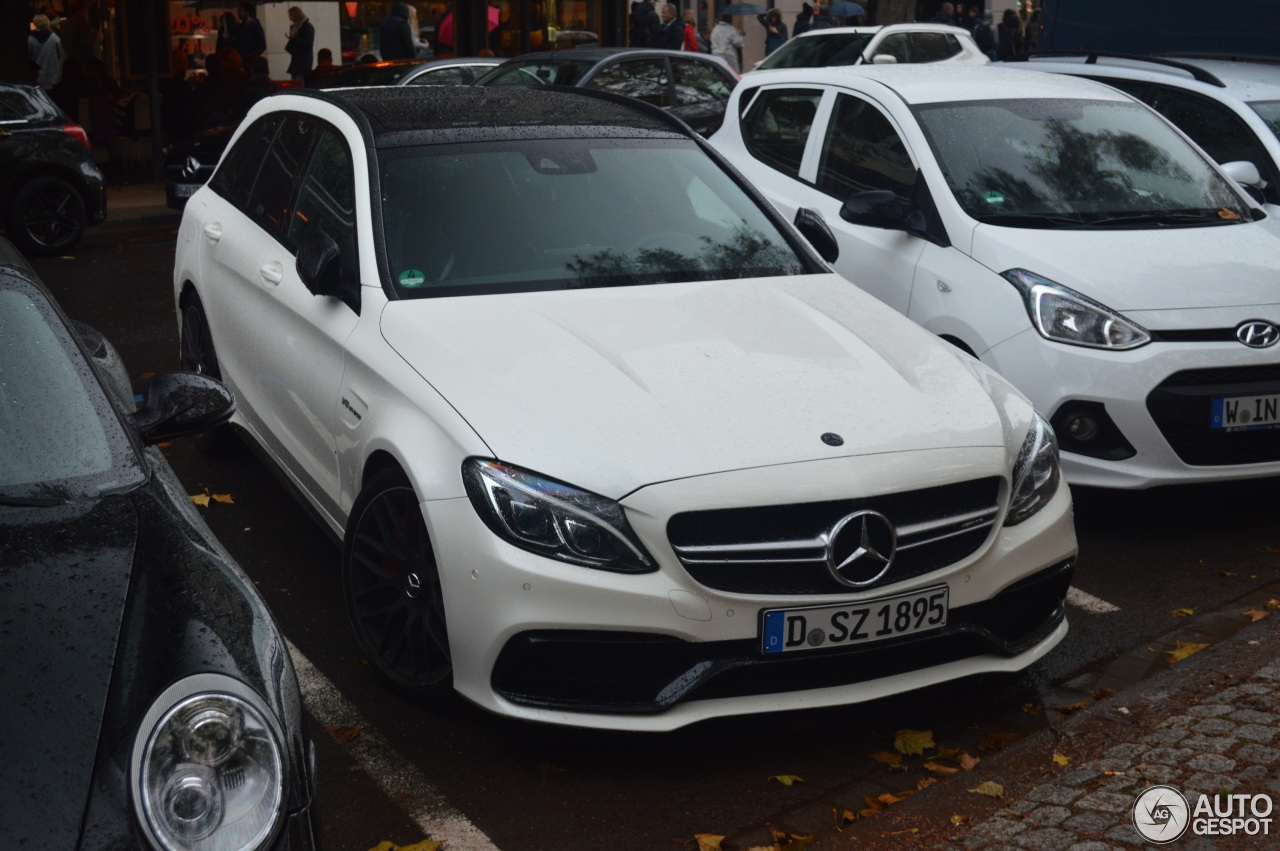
[0,495,137,849]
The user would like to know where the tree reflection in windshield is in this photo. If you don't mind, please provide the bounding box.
[567,227,802,284]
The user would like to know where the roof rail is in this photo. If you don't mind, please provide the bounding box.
[1013,51,1227,88]
[1158,52,1280,67]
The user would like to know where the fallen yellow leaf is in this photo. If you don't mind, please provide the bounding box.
[878,792,904,806]
[1053,753,1070,766]
[694,834,725,851]
[924,761,961,777]
[1050,699,1090,714]
[951,814,971,825]
[1243,609,1270,622]
[769,774,805,787]
[211,492,235,504]
[894,729,936,756]
[834,808,857,830]
[968,781,1005,797]
[916,776,938,790]
[885,828,919,835]
[1091,688,1116,700]
[326,724,366,744]
[190,492,211,508]
[1022,703,1041,715]
[397,843,443,851]
[1268,599,1280,611]
[1168,640,1209,663]
[1218,208,1242,220]
[960,753,981,771]
[1172,607,1195,618]
[863,795,887,812]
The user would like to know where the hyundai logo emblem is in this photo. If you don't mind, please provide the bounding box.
[826,510,897,587]
[1237,320,1279,349]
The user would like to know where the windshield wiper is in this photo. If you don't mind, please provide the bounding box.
[972,214,1092,228]
[0,493,68,507]
[1084,209,1243,227]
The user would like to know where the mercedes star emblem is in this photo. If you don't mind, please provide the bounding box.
[182,155,201,180]
[826,510,897,587]
[1236,320,1279,349]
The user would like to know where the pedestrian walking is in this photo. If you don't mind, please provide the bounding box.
[378,2,416,60]
[997,8,1024,60]
[681,10,702,52]
[237,2,267,62]
[794,3,814,36]
[931,2,958,26]
[284,6,315,81]
[757,9,788,57]
[709,13,744,73]
[629,0,661,47]
[28,14,62,91]
[973,10,997,60]
[658,4,684,51]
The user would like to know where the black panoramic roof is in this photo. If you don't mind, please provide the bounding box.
[308,85,685,146]
[506,47,683,62]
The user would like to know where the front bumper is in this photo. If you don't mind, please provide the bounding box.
[423,447,1076,731]
[985,327,1280,489]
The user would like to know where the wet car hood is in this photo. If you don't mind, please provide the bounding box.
[0,495,137,848]
[380,273,1011,497]
[969,218,1280,311]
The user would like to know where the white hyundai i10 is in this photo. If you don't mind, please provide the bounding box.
[173,85,1075,730]
[709,65,1280,489]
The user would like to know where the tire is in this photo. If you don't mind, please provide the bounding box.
[7,176,87,255]
[343,468,454,703]
[179,294,239,453]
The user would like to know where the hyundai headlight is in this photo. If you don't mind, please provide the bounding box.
[1004,269,1150,350]
[463,458,656,573]
[132,674,284,851]
[1007,413,1061,526]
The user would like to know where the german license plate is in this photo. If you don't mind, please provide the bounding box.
[761,585,948,655]
[174,183,201,198]
[1210,394,1280,431]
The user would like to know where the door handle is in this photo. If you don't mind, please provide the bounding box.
[203,223,222,242]
[259,262,284,284]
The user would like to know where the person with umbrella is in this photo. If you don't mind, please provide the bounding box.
[756,8,788,57]
[709,13,744,73]
[828,2,866,24]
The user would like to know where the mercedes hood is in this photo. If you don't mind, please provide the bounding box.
[379,274,1019,497]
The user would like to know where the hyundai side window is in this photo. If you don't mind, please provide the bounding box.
[249,114,319,241]
[816,94,916,204]
[672,59,732,106]
[209,114,282,213]
[585,59,670,108]
[872,33,911,64]
[741,88,824,179]
[286,127,358,280]
[910,32,955,63]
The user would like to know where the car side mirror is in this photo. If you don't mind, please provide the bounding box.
[870,54,897,65]
[297,229,360,313]
[793,208,839,263]
[131,372,235,445]
[1220,160,1266,190]
[840,190,910,228]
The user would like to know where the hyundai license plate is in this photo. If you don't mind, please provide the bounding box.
[1210,394,1280,431]
[761,586,948,655]
[174,183,201,198]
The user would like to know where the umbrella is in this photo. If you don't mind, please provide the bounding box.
[435,7,500,48]
[829,1,867,17]
[721,4,766,16]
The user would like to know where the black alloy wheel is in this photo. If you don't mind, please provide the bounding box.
[8,176,87,255]
[343,469,453,702]
[180,296,221,379]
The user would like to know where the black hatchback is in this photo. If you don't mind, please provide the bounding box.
[473,47,739,136]
[0,83,106,254]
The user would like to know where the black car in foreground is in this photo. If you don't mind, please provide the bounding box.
[0,83,106,253]
[0,237,318,850]
[473,47,740,136]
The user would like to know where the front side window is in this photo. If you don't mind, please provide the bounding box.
[209,114,281,213]
[741,88,824,179]
[286,128,358,277]
[817,94,916,204]
[757,32,873,69]
[915,97,1253,225]
[672,60,732,106]
[408,66,466,86]
[872,33,911,64]
[378,137,806,298]
[0,281,144,501]
[585,60,670,108]
[250,114,318,239]
[1251,100,1280,141]
[475,59,596,87]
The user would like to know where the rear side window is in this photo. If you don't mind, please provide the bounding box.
[741,88,823,179]
[209,114,281,213]
[816,93,916,204]
[247,114,318,240]
[585,59,670,108]
[0,86,60,123]
[672,59,733,106]
[408,67,465,86]
[911,32,959,62]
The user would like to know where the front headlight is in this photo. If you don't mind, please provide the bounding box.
[1004,269,1150,350]
[463,458,656,573]
[132,674,284,851]
[1007,413,1062,526]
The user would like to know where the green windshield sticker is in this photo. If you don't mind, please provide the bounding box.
[398,269,426,288]
[982,191,1005,206]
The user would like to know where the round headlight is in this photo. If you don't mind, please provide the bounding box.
[132,675,284,851]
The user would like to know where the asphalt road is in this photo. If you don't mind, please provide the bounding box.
[28,222,1280,851]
